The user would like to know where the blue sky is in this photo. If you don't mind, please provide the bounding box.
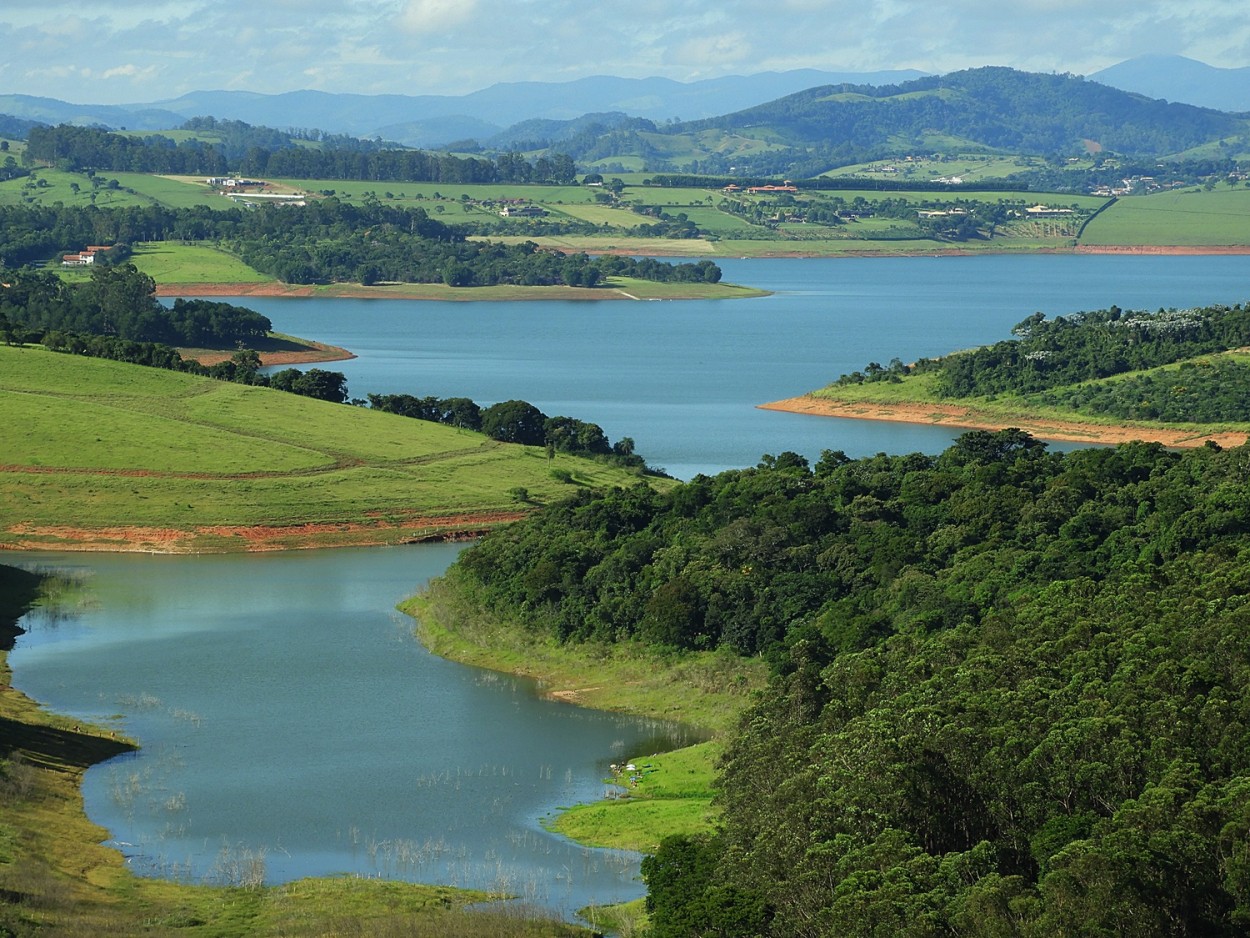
[1,0,1247,104]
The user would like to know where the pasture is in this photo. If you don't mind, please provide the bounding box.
[0,346,660,551]
[129,241,273,283]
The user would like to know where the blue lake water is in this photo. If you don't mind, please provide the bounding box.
[7,253,1250,920]
[245,253,1250,478]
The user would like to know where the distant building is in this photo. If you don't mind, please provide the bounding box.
[1024,204,1075,217]
[499,204,547,217]
[61,244,116,266]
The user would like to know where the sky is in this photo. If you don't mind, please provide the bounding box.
[1,0,1248,105]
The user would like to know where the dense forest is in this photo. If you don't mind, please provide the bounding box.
[0,264,270,346]
[834,301,1250,423]
[437,431,1250,935]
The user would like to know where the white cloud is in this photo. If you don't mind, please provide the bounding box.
[0,0,1247,104]
[397,0,479,34]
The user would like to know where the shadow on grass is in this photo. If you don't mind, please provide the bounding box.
[0,564,42,651]
[0,716,134,772]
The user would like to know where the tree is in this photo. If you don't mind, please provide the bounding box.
[269,368,348,403]
[480,400,547,445]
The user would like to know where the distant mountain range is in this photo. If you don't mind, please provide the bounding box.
[0,70,927,148]
[671,67,1244,166]
[1090,55,1250,113]
[0,57,1244,163]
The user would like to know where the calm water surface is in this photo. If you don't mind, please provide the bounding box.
[6,546,691,916]
[246,254,1250,478]
[8,255,1250,918]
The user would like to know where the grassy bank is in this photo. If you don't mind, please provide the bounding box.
[0,567,590,937]
[408,573,766,738]
[0,345,661,552]
[404,570,769,901]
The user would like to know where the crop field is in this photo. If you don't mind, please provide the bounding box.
[0,346,661,550]
[1079,185,1250,246]
[626,186,721,206]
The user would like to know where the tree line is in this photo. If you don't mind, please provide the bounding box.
[835,301,1250,423]
[24,122,577,185]
[0,264,270,346]
[368,393,648,472]
[436,429,1250,935]
[0,200,721,289]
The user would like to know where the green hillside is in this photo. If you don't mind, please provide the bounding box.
[0,345,664,552]
[680,66,1250,160]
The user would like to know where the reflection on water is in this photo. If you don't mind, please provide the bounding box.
[5,546,693,918]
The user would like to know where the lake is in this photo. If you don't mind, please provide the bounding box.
[244,253,1250,478]
[7,253,1250,919]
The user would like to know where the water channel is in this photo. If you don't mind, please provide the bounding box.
[6,253,1250,919]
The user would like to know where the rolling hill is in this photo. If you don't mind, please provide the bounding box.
[677,66,1248,159]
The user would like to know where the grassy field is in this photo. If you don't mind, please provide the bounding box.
[550,202,647,227]
[0,168,154,209]
[1080,184,1250,245]
[269,178,604,205]
[112,172,231,209]
[0,345,666,551]
[130,240,274,283]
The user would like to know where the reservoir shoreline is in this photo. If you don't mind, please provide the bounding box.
[760,394,1250,449]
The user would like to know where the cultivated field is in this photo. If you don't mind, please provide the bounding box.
[1080,184,1250,246]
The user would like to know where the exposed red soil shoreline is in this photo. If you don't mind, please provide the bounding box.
[182,340,357,368]
[760,395,1250,449]
[519,243,1250,259]
[2,511,528,554]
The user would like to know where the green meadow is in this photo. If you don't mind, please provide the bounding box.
[129,240,274,283]
[0,345,663,551]
[1080,184,1250,245]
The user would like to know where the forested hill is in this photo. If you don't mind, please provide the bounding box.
[679,66,1246,157]
[833,301,1250,425]
[438,432,1250,935]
